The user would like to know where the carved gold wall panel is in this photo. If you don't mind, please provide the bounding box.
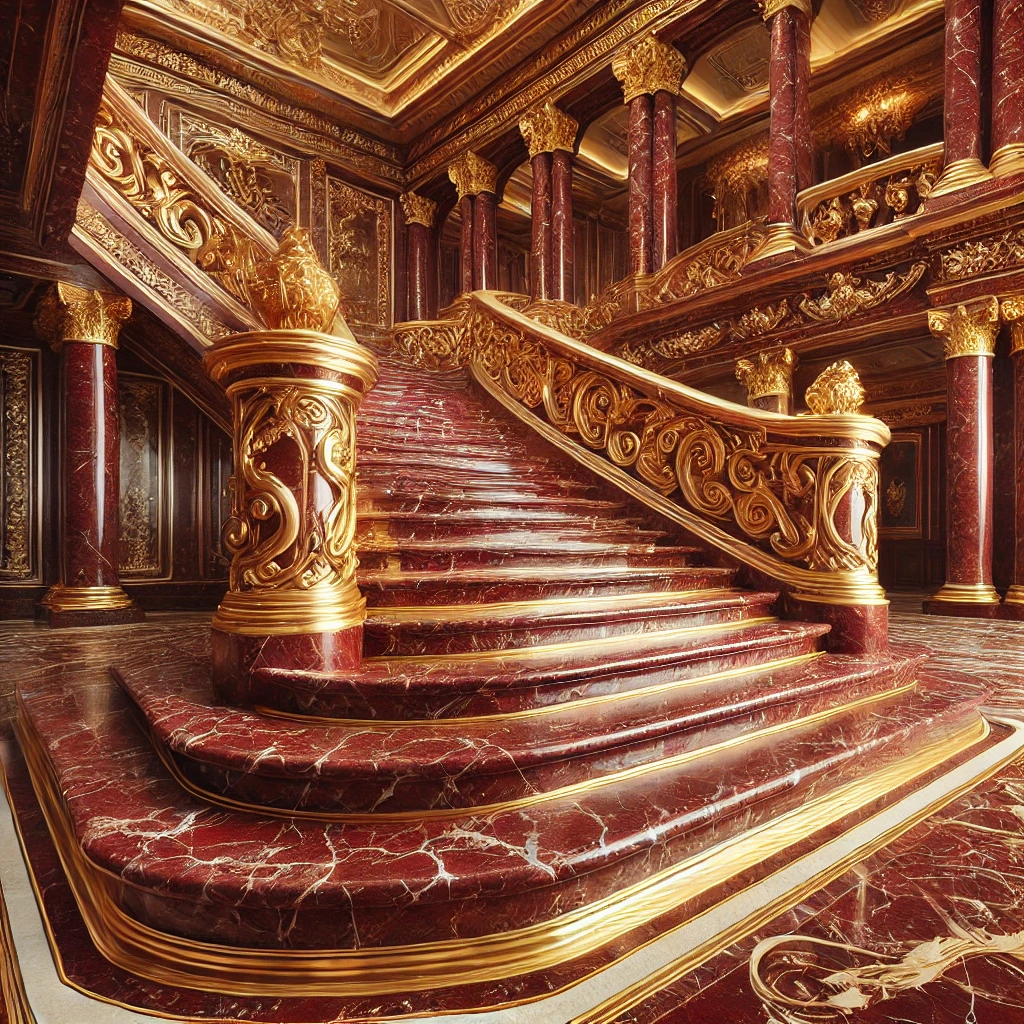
[0,347,39,582]
[119,375,167,578]
[327,175,392,328]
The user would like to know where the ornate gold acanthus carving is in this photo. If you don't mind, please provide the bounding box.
[0,348,33,580]
[391,294,888,606]
[736,348,797,402]
[205,330,379,637]
[797,263,927,323]
[928,298,1000,359]
[805,361,866,415]
[518,100,578,158]
[448,151,498,199]
[757,0,813,20]
[34,282,132,351]
[1002,296,1024,356]
[611,33,687,103]
[400,192,438,228]
[939,228,1024,281]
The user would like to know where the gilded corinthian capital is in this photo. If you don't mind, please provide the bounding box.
[928,296,1000,359]
[1002,296,1024,356]
[758,0,814,20]
[448,151,498,199]
[611,33,687,103]
[735,348,797,402]
[519,101,579,158]
[400,192,438,228]
[34,282,132,351]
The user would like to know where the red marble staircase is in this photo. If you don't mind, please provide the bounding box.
[13,352,995,1003]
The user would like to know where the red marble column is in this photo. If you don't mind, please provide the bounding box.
[931,0,993,195]
[34,283,142,627]
[990,0,1024,178]
[530,152,553,300]
[400,192,438,322]
[925,299,1001,615]
[627,94,654,276]
[551,149,574,303]
[458,194,475,295]
[652,90,678,269]
[1003,301,1024,614]
[472,190,497,291]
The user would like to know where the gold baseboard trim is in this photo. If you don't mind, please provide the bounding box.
[929,156,993,197]
[211,584,366,636]
[14,697,987,1000]
[929,582,1001,605]
[0,876,34,1024]
[989,144,1024,179]
[42,584,134,613]
[156,679,915,824]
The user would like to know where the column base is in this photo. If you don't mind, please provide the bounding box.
[783,595,889,655]
[929,157,994,198]
[989,144,1024,179]
[923,582,1001,618]
[744,222,812,270]
[41,585,145,629]
[999,585,1024,619]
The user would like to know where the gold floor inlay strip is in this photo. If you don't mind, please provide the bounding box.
[255,651,823,728]
[162,679,914,824]
[11,705,989,999]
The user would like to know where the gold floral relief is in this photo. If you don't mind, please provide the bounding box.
[118,377,164,577]
[327,176,392,328]
[0,347,35,581]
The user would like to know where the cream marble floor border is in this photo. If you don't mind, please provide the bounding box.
[1,716,1023,1024]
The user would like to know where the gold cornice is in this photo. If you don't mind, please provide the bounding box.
[400,192,438,228]
[1002,296,1024,356]
[33,282,132,351]
[758,0,814,20]
[448,150,498,198]
[611,32,687,103]
[735,348,796,402]
[518,100,578,158]
[928,297,1000,359]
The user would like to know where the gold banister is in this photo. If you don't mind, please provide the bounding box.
[394,292,889,620]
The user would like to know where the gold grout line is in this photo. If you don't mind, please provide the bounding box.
[159,679,917,825]
[365,616,778,665]
[254,651,823,728]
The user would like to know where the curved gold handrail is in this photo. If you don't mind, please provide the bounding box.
[393,292,889,608]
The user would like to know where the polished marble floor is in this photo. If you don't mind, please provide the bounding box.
[0,596,1022,1023]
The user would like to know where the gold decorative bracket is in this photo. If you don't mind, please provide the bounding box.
[928,297,1000,359]
[611,33,687,103]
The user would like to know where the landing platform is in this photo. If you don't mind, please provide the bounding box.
[0,603,1023,1023]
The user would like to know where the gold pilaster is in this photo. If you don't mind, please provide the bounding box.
[518,101,579,158]
[400,192,438,229]
[927,297,1000,359]
[611,33,687,103]
[447,151,498,199]
[735,348,797,405]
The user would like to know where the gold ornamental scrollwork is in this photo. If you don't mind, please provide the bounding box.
[34,282,132,351]
[611,33,687,103]
[928,297,1000,359]
[518,101,579,158]
[805,361,866,415]
[394,295,887,605]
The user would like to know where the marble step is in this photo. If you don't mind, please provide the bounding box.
[356,540,699,572]
[116,646,924,815]
[17,665,983,955]
[356,562,736,608]
[356,491,632,515]
[249,618,830,719]
[362,588,771,655]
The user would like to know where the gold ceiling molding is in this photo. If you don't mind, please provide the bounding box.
[928,297,1000,360]
[448,150,498,198]
[611,32,687,103]
[735,348,796,402]
[400,192,438,227]
[34,282,132,351]
[518,101,578,158]
[804,361,866,415]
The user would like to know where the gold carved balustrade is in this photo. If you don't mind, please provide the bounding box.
[798,143,943,246]
[393,293,888,613]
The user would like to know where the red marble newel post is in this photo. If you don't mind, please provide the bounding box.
[750,0,814,264]
[519,100,579,302]
[400,192,438,321]
[925,298,1001,615]
[612,33,686,275]
[931,0,993,195]
[990,0,1024,178]
[1002,298,1024,614]
[449,150,499,297]
[34,283,143,628]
